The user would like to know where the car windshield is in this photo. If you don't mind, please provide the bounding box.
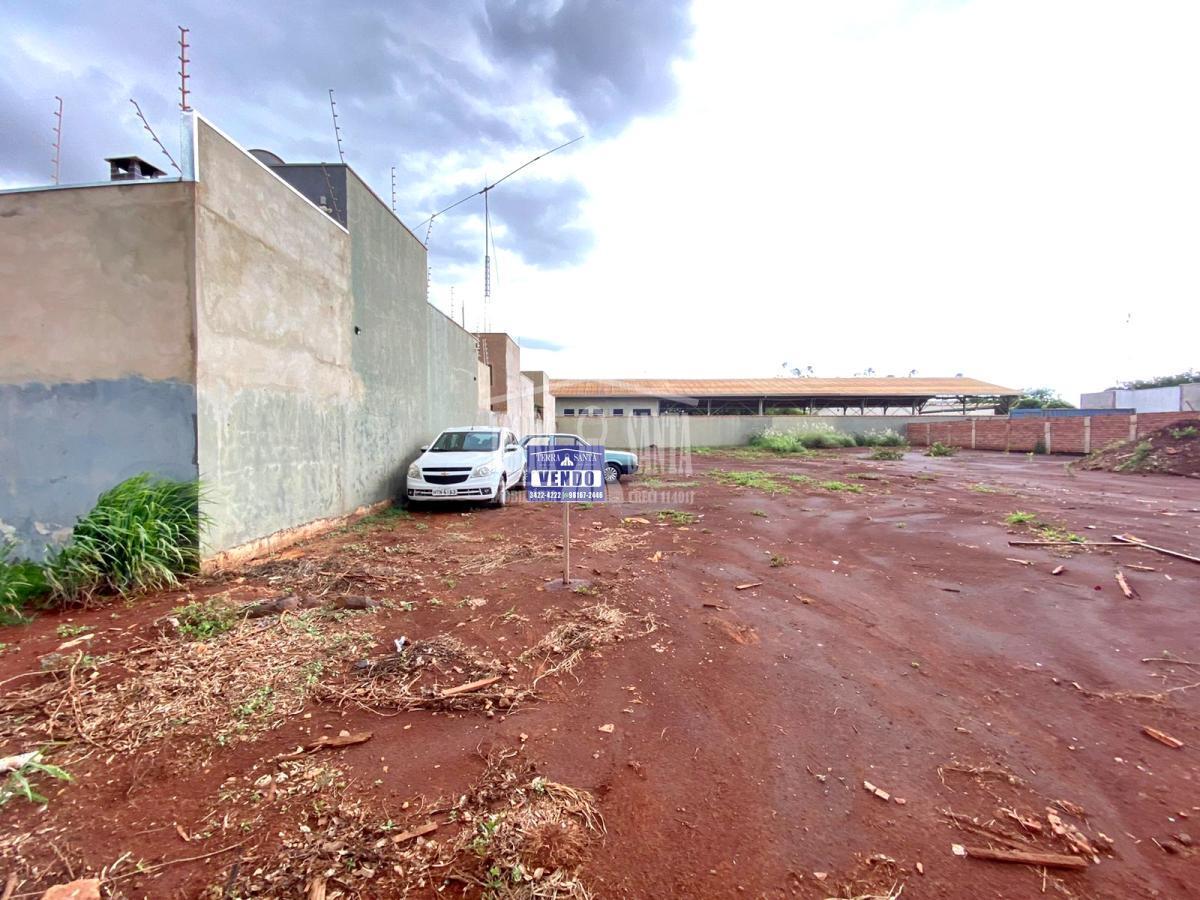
[430,431,499,452]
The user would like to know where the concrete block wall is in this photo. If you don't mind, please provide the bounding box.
[0,179,200,559]
[555,414,924,451]
[906,411,1198,454]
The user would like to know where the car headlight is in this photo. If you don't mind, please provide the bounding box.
[407,462,421,479]
[472,463,495,478]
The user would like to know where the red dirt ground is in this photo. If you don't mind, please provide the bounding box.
[2,448,1199,898]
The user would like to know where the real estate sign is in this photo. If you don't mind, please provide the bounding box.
[527,445,606,503]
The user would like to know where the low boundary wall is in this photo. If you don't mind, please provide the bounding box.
[905,411,1198,454]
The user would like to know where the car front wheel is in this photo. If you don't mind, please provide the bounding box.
[491,476,508,507]
[603,463,622,484]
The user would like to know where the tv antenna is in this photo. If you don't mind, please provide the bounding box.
[51,96,63,184]
[130,99,180,173]
[415,134,583,329]
[328,89,345,164]
[178,27,192,111]
[390,166,397,213]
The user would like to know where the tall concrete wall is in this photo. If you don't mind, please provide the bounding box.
[193,121,484,556]
[193,120,357,553]
[555,415,923,450]
[0,180,198,558]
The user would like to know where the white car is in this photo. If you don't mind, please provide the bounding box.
[406,426,525,507]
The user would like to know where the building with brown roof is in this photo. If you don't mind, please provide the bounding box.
[552,377,1018,417]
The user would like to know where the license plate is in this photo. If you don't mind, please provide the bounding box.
[432,487,456,496]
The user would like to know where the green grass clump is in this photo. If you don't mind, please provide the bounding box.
[1115,441,1154,472]
[969,483,1000,493]
[750,426,857,453]
[0,542,48,624]
[657,509,698,526]
[868,447,905,461]
[787,474,815,485]
[925,442,958,457]
[854,429,907,448]
[1170,425,1197,439]
[710,470,790,494]
[45,474,206,603]
[1005,511,1038,525]
[0,753,72,807]
[819,480,864,493]
[174,596,240,641]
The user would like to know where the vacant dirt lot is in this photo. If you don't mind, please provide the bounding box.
[2,448,1198,898]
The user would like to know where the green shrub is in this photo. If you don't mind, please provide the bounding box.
[818,480,863,493]
[749,426,856,453]
[0,542,48,625]
[854,428,906,448]
[868,447,905,461]
[45,474,206,602]
[1170,426,1197,439]
[925,442,958,457]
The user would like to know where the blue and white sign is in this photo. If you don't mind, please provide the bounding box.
[527,444,606,502]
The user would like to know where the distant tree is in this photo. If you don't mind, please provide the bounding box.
[780,363,813,377]
[1000,387,1075,414]
[1108,369,1199,390]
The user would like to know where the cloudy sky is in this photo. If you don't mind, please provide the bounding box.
[3,0,1197,403]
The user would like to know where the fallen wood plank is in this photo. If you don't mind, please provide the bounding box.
[1007,540,1123,547]
[1051,566,1065,576]
[282,731,374,759]
[959,845,1089,870]
[1112,534,1200,565]
[1005,558,1033,566]
[701,603,729,610]
[1115,570,1137,599]
[1142,725,1184,749]
[735,582,763,590]
[439,675,501,698]
[391,822,439,844]
[1125,564,1157,572]
[1141,656,1200,669]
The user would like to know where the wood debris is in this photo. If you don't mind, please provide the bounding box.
[283,730,374,759]
[1112,533,1200,565]
[1142,725,1184,749]
[439,675,501,698]
[999,807,1043,833]
[1046,807,1098,856]
[623,517,650,525]
[1115,570,1137,599]
[1051,565,1065,576]
[598,723,615,733]
[863,780,891,802]
[390,822,438,844]
[735,582,763,591]
[955,844,1088,870]
[1005,558,1033,566]
[648,550,663,563]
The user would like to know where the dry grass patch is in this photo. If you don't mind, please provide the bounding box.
[523,604,657,687]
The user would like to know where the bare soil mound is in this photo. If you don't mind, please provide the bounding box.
[1078,418,1200,476]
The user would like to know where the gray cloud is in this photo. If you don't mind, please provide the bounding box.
[0,0,692,272]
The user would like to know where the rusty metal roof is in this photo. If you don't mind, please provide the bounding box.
[549,377,1020,398]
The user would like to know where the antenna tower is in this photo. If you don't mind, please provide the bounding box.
[390,166,397,213]
[414,135,582,327]
[178,27,192,111]
[328,89,345,163]
[51,96,63,185]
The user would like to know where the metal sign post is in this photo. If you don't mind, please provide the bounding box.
[527,444,606,586]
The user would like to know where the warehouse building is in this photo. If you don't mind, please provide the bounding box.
[553,377,1018,417]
